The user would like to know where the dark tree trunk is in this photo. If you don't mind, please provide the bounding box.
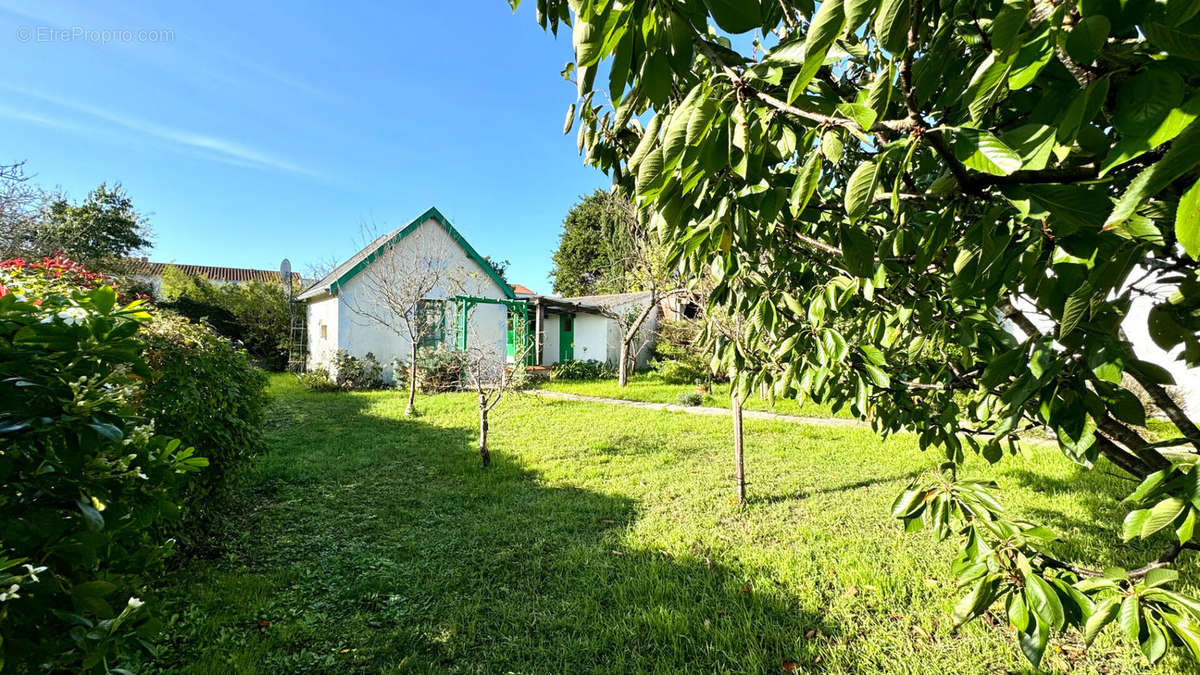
[478,394,490,468]
[732,389,745,504]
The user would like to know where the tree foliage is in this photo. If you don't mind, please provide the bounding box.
[34,183,150,269]
[549,189,638,295]
[520,0,1200,666]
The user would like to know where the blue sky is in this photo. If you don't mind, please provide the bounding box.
[0,1,608,293]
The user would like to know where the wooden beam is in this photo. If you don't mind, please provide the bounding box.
[534,298,543,366]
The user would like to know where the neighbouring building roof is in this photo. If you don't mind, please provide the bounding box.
[555,290,654,309]
[297,206,514,301]
[121,258,300,284]
[510,283,536,296]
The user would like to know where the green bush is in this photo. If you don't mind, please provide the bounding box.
[139,313,268,498]
[657,359,706,385]
[0,257,207,671]
[676,391,704,406]
[158,266,293,370]
[415,345,465,393]
[299,367,338,392]
[552,359,614,380]
[334,351,385,390]
[652,319,710,383]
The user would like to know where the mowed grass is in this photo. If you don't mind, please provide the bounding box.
[539,372,854,419]
[144,375,1198,673]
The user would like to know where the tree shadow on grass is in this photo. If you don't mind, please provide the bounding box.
[150,390,841,674]
[755,470,925,506]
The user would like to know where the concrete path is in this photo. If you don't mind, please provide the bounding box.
[529,389,870,428]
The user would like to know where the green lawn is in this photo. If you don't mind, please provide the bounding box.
[539,372,854,418]
[144,375,1197,673]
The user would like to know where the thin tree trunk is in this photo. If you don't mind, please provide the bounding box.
[406,338,418,416]
[618,340,630,386]
[478,395,491,468]
[732,389,745,504]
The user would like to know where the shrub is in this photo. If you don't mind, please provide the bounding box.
[159,266,292,371]
[334,350,385,390]
[415,345,465,393]
[552,359,615,380]
[0,260,207,671]
[676,391,704,406]
[299,367,338,392]
[658,358,706,385]
[652,319,710,383]
[139,312,268,498]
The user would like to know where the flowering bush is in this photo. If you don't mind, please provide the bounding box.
[0,264,206,670]
[0,253,109,298]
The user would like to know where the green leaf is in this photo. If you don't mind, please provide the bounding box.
[822,129,844,163]
[1177,176,1200,259]
[863,362,890,388]
[964,54,1014,122]
[890,487,925,518]
[701,0,763,34]
[844,0,879,35]
[1179,508,1197,543]
[844,160,880,222]
[1106,120,1200,229]
[635,147,664,195]
[628,114,661,171]
[1017,615,1050,669]
[1059,283,1092,337]
[873,0,910,54]
[1008,24,1052,89]
[793,0,846,95]
[1125,469,1168,504]
[953,578,993,625]
[1120,595,1141,643]
[1142,616,1168,663]
[1141,497,1186,538]
[76,498,105,532]
[836,102,877,131]
[1114,68,1185,136]
[71,580,117,598]
[790,152,822,214]
[990,0,1029,56]
[562,104,575,135]
[1144,568,1179,589]
[1124,508,1152,541]
[952,128,1023,175]
[91,286,116,314]
[1025,574,1065,629]
[1064,15,1110,64]
[1085,596,1120,646]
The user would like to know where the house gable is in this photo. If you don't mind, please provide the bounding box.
[298,206,515,300]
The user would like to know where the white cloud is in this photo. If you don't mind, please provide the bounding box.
[4,85,326,180]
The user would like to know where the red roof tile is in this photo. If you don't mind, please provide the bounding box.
[122,259,300,284]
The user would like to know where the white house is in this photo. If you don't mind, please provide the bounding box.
[297,206,661,379]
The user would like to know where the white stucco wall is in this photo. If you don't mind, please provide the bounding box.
[306,294,339,372]
[307,217,508,381]
[572,314,610,363]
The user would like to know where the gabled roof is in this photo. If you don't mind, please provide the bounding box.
[298,206,515,301]
[511,283,536,296]
[122,258,300,284]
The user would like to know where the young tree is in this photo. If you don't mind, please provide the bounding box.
[0,162,39,259]
[460,323,532,468]
[525,0,1200,667]
[36,183,150,268]
[344,228,466,416]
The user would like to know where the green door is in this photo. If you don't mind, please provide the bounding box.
[506,314,517,358]
[558,315,574,362]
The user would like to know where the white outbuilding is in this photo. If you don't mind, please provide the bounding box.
[297,206,663,380]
